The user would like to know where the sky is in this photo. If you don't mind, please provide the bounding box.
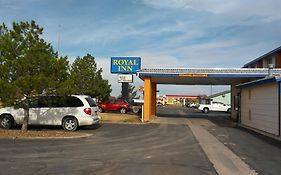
[1,0,281,96]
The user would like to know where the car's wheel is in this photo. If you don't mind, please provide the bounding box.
[119,108,127,114]
[62,117,78,131]
[203,108,209,113]
[98,107,104,113]
[132,106,140,114]
[0,114,14,129]
[227,108,231,113]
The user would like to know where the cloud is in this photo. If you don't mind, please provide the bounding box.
[95,57,120,96]
[1,0,280,97]
[0,0,25,10]
[141,0,235,14]
[141,0,281,22]
[139,54,182,68]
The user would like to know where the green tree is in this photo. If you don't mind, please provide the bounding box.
[0,21,70,131]
[69,54,112,100]
[119,84,139,102]
[128,85,139,102]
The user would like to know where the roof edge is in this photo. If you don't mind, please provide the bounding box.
[208,90,231,98]
[243,45,281,68]
[236,76,281,89]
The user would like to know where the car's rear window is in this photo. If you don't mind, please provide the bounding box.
[117,99,128,104]
[34,96,84,108]
[64,96,84,107]
[85,97,97,107]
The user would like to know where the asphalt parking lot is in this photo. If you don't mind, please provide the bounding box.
[0,117,216,175]
[0,106,281,175]
[157,106,281,175]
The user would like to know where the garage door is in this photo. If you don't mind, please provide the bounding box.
[241,83,279,135]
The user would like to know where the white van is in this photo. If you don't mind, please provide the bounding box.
[0,95,100,131]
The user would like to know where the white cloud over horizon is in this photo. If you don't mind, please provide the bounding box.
[1,0,281,96]
[141,0,281,22]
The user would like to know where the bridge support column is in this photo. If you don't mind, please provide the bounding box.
[144,77,157,121]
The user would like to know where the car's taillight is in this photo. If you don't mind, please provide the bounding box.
[84,108,92,115]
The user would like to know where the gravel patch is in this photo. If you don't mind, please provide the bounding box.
[0,129,88,139]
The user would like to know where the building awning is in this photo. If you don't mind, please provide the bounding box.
[165,95,198,99]
[137,68,281,85]
[236,76,281,89]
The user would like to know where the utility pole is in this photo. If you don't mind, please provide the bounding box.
[57,24,61,56]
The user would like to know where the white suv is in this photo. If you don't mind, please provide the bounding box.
[0,95,100,131]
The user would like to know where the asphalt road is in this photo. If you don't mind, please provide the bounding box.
[1,106,280,175]
[0,115,216,175]
[157,106,281,175]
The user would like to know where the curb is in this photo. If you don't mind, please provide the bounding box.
[101,121,145,125]
[1,133,93,140]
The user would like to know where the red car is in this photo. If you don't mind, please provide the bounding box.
[98,99,129,114]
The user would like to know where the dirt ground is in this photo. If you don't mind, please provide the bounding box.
[99,112,141,123]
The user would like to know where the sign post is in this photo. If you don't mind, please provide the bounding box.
[121,82,129,102]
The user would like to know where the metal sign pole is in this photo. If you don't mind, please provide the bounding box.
[141,105,144,122]
[121,82,129,102]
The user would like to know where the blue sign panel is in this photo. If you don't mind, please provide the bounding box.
[111,57,141,74]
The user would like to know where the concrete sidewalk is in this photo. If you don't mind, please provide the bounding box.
[186,119,257,175]
[154,106,281,174]
[151,115,257,175]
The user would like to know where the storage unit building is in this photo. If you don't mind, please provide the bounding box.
[237,77,281,136]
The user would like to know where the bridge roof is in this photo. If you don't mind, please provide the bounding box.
[137,68,281,85]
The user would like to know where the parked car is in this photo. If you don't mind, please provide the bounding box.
[0,95,100,131]
[186,102,199,108]
[98,99,129,114]
[131,98,144,114]
[198,101,231,113]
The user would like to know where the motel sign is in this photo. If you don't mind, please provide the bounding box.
[111,57,141,74]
